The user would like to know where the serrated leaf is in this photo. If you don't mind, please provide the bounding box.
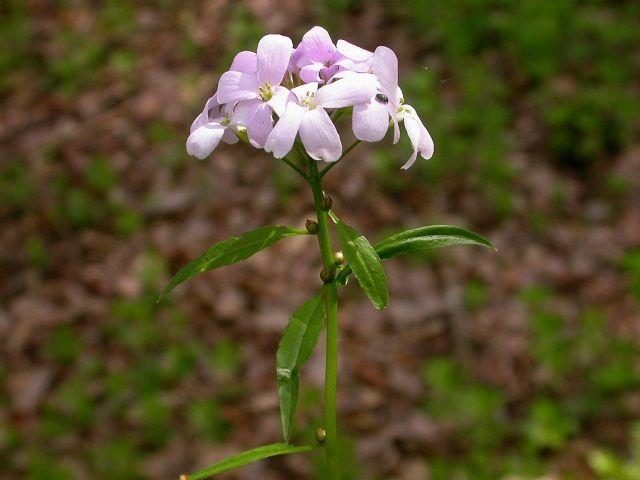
[159,225,306,300]
[276,292,325,443]
[336,220,388,309]
[187,443,316,479]
[375,225,494,259]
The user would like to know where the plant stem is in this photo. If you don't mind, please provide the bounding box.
[307,156,341,479]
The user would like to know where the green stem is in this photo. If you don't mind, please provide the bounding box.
[307,156,341,480]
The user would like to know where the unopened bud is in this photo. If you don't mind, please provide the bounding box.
[333,251,345,265]
[315,427,326,444]
[305,219,318,234]
[321,195,333,211]
[180,475,189,480]
[320,266,335,283]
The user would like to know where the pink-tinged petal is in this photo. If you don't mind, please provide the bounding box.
[230,50,257,73]
[297,26,336,64]
[336,39,373,62]
[267,85,292,117]
[257,34,293,87]
[372,46,398,102]
[190,94,221,132]
[352,98,389,142]
[316,73,378,109]
[299,62,325,83]
[247,102,273,148]
[334,56,372,73]
[231,99,261,126]
[222,128,239,144]
[291,82,318,103]
[186,123,226,159]
[217,71,259,103]
[265,102,306,158]
[299,108,342,162]
[392,115,401,144]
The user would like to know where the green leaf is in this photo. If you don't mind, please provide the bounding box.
[375,225,494,259]
[336,220,388,310]
[187,443,316,479]
[335,225,494,285]
[276,292,325,443]
[159,225,306,300]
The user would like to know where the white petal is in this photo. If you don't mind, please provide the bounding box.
[231,99,261,127]
[217,71,259,104]
[336,39,373,62]
[402,114,421,169]
[316,73,378,109]
[267,85,292,117]
[222,128,239,144]
[186,123,226,159]
[400,105,434,169]
[297,26,336,64]
[265,102,306,158]
[352,99,389,142]
[257,34,293,87]
[246,102,273,148]
[299,108,342,162]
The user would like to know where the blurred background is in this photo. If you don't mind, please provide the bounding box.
[1,1,639,479]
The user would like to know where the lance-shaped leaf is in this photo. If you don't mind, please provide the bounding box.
[276,292,325,443]
[185,443,316,479]
[159,225,306,300]
[336,220,388,310]
[336,225,494,285]
[375,225,494,259]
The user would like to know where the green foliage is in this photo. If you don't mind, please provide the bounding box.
[590,424,640,480]
[335,218,388,309]
[187,400,230,442]
[187,443,316,480]
[277,292,325,443]
[622,250,640,301]
[160,225,307,300]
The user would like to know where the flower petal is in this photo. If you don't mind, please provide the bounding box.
[267,85,292,117]
[230,50,257,73]
[316,73,378,109]
[265,102,306,158]
[257,34,293,87]
[247,102,273,148]
[190,94,221,133]
[223,128,239,144]
[336,39,373,62]
[186,123,226,159]
[231,99,260,126]
[297,26,336,65]
[372,46,398,102]
[217,71,259,104]
[291,82,319,103]
[400,105,434,169]
[299,107,342,162]
[299,62,325,83]
[352,98,389,142]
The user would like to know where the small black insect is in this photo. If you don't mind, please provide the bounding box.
[375,93,389,104]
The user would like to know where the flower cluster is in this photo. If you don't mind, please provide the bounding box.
[187,27,434,169]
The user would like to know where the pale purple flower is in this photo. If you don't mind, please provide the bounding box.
[186,94,239,159]
[294,26,342,84]
[335,40,373,73]
[348,45,434,168]
[217,34,293,148]
[265,74,377,162]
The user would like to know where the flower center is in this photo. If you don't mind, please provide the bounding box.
[220,116,231,126]
[259,83,273,101]
[301,92,316,110]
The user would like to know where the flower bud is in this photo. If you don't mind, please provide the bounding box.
[320,266,335,283]
[321,195,333,211]
[315,427,327,444]
[306,219,318,234]
[180,475,189,480]
[333,251,345,265]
